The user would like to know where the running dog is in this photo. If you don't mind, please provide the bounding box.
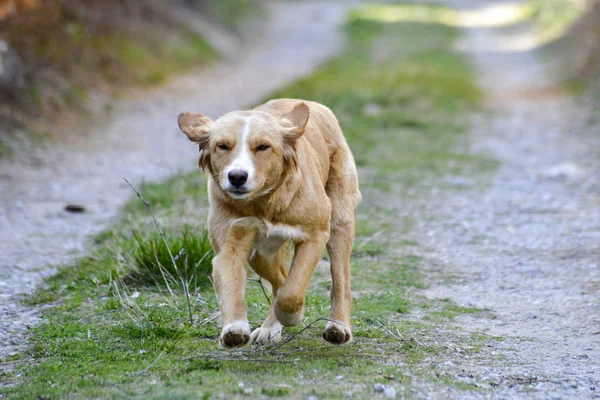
[178,99,360,347]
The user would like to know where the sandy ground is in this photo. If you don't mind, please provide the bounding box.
[418,1,600,398]
[0,1,353,360]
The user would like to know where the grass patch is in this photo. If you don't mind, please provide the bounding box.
[2,3,498,398]
[210,0,262,31]
[527,0,587,35]
[269,9,486,186]
[125,226,213,291]
[123,173,209,216]
[36,21,217,87]
[425,300,487,322]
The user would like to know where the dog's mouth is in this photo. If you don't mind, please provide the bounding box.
[227,188,251,199]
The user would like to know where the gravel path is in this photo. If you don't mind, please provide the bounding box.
[420,1,600,398]
[0,1,352,361]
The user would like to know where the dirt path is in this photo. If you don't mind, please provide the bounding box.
[419,1,600,398]
[2,1,599,397]
[0,1,353,359]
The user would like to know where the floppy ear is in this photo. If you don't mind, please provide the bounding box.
[281,102,309,139]
[178,112,213,145]
[281,102,309,170]
[177,112,213,171]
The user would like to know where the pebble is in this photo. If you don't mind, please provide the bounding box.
[64,204,86,213]
[543,162,585,181]
[362,103,383,116]
[384,386,396,398]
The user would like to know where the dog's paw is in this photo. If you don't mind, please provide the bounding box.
[322,321,352,345]
[220,321,251,348]
[274,303,304,327]
[250,324,283,345]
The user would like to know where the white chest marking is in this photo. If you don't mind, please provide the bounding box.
[266,222,307,240]
[229,217,308,259]
[255,221,308,259]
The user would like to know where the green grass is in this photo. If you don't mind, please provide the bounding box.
[527,0,586,35]
[123,174,209,216]
[211,0,262,31]
[38,21,217,87]
[269,14,491,187]
[1,3,499,398]
[425,299,487,323]
[0,128,53,160]
[0,138,13,159]
[125,226,213,291]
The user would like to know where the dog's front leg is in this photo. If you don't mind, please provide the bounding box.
[274,231,329,327]
[212,225,255,348]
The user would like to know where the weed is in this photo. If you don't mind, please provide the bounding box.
[125,226,213,291]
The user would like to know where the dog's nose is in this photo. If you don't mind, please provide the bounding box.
[228,170,248,187]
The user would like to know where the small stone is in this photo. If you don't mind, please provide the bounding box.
[336,375,344,380]
[362,103,383,116]
[374,383,385,392]
[64,204,86,213]
[543,162,585,181]
[446,176,473,187]
[384,386,396,398]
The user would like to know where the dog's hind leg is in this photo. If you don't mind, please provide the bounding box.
[323,152,360,345]
[323,206,355,344]
[275,231,329,327]
[248,250,288,345]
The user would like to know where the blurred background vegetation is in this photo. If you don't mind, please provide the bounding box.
[0,0,260,133]
[0,0,598,142]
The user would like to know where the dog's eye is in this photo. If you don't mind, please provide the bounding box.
[256,144,270,152]
[217,144,229,151]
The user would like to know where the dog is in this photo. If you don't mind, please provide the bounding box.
[178,99,361,347]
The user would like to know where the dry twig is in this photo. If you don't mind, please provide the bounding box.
[131,352,164,376]
[262,317,346,354]
[184,354,296,364]
[248,277,271,305]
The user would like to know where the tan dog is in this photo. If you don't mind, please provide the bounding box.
[178,99,360,347]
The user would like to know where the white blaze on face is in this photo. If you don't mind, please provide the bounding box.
[222,117,256,198]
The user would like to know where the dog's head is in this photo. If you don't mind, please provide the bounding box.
[178,102,309,200]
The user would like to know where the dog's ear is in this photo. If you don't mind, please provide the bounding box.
[178,112,213,145]
[281,103,309,170]
[178,112,213,171]
[281,102,309,140]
